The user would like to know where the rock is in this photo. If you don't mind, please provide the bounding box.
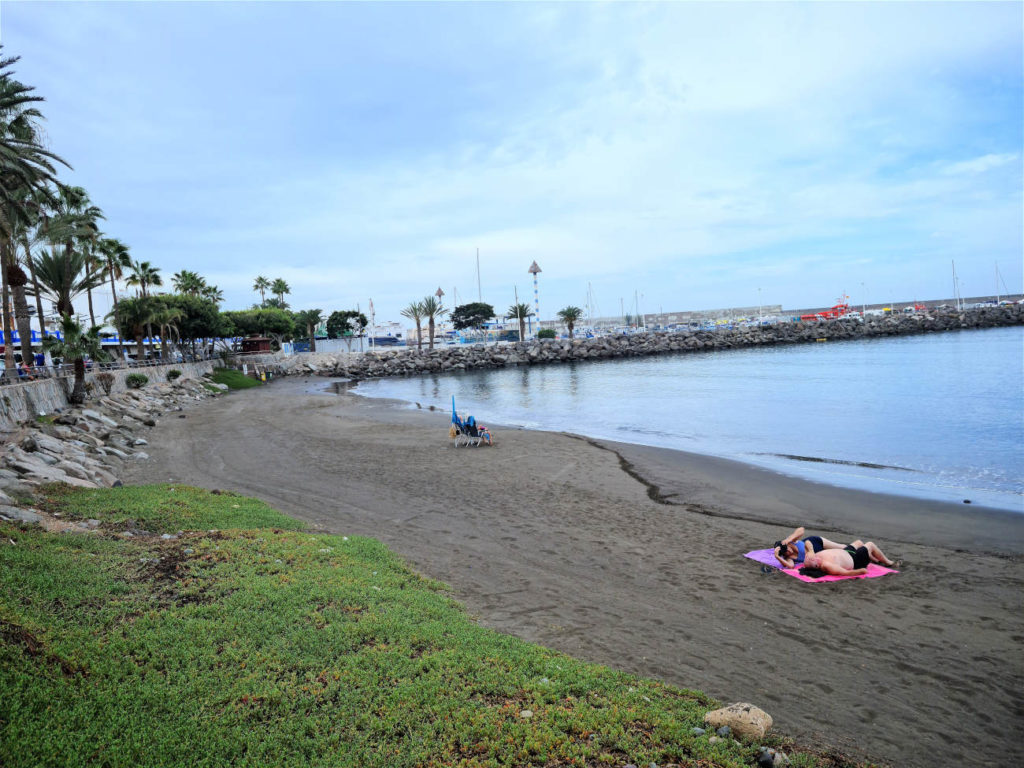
[81,409,118,428]
[708,736,721,744]
[704,703,773,741]
[133,438,148,446]
[691,727,705,736]
[715,726,731,737]
[213,383,228,391]
[0,505,42,525]
[757,752,774,768]
[133,452,150,461]
[519,709,533,719]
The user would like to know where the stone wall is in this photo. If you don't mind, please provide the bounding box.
[0,361,214,431]
[234,304,1024,382]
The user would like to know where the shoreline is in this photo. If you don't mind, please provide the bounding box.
[125,376,1024,767]
[348,377,1024,533]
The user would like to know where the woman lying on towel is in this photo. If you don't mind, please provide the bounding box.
[774,526,896,569]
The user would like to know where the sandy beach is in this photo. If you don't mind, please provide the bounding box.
[126,376,1024,767]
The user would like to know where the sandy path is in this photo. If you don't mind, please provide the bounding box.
[127,378,1024,767]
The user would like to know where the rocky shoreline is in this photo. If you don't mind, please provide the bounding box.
[268,303,1023,381]
[0,376,225,527]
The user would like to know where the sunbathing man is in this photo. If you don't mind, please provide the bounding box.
[774,526,896,569]
[803,541,896,576]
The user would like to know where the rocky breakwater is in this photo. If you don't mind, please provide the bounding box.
[0,376,226,526]
[280,303,1024,382]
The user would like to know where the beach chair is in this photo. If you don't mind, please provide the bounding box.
[450,413,481,447]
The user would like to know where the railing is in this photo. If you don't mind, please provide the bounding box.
[0,355,215,386]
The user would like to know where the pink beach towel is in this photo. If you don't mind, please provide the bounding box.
[744,549,898,582]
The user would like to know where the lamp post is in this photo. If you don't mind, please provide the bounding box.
[528,261,541,338]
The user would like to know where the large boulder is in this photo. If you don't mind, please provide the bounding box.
[704,703,773,741]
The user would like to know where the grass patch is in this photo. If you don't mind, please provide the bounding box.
[1,486,832,768]
[211,368,263,390]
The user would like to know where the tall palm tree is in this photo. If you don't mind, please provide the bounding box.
[152,304,184,361]
[557,306,584,339]
[125,259,161,298]
[96,236,130,311]
[270,277,290,307]
[400,300,425,351]
[253,275,270,307]
[107,296,158,363]
[201,284,223,305]
[172,269,205,296]
[507,302,534,342]
[0,49,69,241]
[294,308,323,353]
[42,315,107,405]
[420,295,448,351]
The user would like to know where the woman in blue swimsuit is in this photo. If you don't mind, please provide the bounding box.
[773,526,897,568]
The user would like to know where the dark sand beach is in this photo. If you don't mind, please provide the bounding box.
[126,377,1024,767]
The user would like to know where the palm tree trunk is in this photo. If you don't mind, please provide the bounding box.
[309,324,317,353]
[416,320,422,350]
[136,333,145,363]
[11,282,35,364]
[70,357,87,405]
[1,241,16,376]
[28,256,46,343]
[428,318,435,350]
[85,260,96,327]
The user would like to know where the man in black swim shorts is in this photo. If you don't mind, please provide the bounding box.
[804,539,897,576]
[844,544,871,570]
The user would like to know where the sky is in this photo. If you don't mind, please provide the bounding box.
[3,1,1022,326]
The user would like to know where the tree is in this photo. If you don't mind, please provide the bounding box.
[557,306,584,339]
[125,259,162,298]
[201,284,223,305]
[293,309,323,352]
[400,301,425,350]
[506,302,534,342]
[0,49,69,241]
[43,315,107,405]
[29,247,105,318]
[221,308,295,344]
[419,296,448,351]
[326,309,367,339]
[450,302,494,331]
[154,294,225,357]
[107,296,159,362]
[270,278,290,308]
[252,276,270,307]
[172,269,205,296]
[97,237,130,310]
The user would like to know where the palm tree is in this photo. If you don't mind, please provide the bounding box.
[125,259,161,298]
[507,302,534,342]
[152,304,184,361]
[253,275,270,307]
[97,237,130,308]
[400,300,425,351]
[294,308,323,353]
[557,306,584,339]
[172,269,205,296]
[42,315,107,405]
[201,284,223,305]
[0,49,69,241]
[107,296,158,363]
[420,295,448,351]
[270,278,290,307]
[28,247,104,318]
[125,260,162,353]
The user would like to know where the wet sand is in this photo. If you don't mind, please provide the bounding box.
[126,377,1024,767]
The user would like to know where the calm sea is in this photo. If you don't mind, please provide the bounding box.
[353,326,1024,512]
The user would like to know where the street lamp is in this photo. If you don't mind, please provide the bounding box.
[528,261,542,337]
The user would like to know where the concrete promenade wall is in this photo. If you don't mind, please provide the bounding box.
[0,361,214,430]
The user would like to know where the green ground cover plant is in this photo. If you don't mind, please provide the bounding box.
[211,367,262,389]
[125,373,149,389]
[0,485,821,768]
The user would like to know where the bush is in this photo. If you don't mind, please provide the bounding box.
[95,372,115,395]
[166,369,182,382]
[537,329,556,339]
[125,373,149,390]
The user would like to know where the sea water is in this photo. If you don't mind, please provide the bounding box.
[353,326,1024,512]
